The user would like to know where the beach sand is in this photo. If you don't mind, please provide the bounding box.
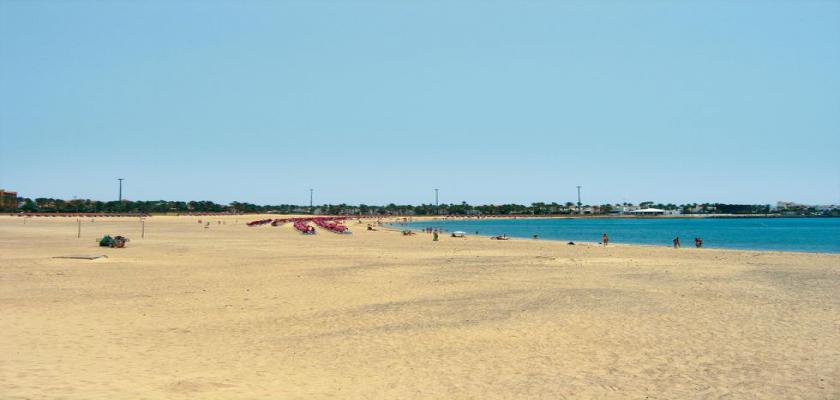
[1,215,838,399]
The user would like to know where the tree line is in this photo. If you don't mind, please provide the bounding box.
[4,196,835,216]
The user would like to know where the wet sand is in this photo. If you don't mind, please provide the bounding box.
[1,215,838,399]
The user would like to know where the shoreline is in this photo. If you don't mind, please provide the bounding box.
[402,214,838,220]
[384,225,839,256]
[383,218,840,256]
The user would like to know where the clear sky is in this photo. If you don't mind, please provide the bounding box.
[1,1,838,206]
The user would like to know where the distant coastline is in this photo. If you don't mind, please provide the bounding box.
[3,196,837,218]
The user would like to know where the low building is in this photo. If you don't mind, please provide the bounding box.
[0,189,18,209]
[629,208,666,216]
[776,201,803,210]
[612,205,641,214]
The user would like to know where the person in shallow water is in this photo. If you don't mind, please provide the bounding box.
[602,233,609,246]
[695,237,703,248]
[673,236,681,248]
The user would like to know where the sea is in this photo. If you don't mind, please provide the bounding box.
[395,217,840,254]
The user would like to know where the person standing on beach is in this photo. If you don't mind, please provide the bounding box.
[602,233,609,246]
[695,237,703,248]
[433,231,439,241]
[673,236,681,248]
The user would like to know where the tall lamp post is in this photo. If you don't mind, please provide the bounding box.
[309,188,314,214]
[434,188,439,215]
[118,178,124,201]
[576,185,582,215]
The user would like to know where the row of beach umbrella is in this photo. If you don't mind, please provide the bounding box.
[247,217,351,235]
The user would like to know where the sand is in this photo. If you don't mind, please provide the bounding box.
[1,215,838,399]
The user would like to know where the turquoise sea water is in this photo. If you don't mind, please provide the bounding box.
[397,218,840,253]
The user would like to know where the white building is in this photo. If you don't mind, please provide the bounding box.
[612,205,640,214]
[629,208,666,216]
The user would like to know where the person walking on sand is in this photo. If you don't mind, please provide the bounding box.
[673,236,681,248]
[602,233,609,246]
[433,231,439,241]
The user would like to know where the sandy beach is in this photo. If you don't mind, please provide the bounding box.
[1,214,838,399]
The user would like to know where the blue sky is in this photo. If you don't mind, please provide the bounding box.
[1,1,838,206]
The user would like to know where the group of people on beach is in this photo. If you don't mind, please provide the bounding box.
[600,233,703,248]
[671,236,703,248]
[400,222,706,249]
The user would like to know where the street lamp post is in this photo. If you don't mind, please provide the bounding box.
[309,188,314,214]
[434,188,439,215]
[576,185,582,215]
